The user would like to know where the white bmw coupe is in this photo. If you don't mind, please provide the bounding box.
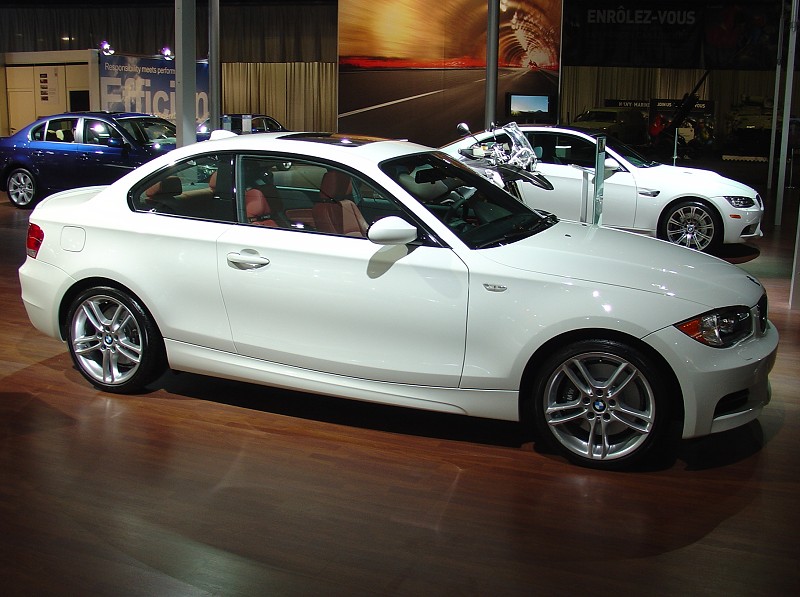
[19,131,777,468]
[441,125,764,253]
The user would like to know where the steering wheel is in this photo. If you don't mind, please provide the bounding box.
[443,187,476,223]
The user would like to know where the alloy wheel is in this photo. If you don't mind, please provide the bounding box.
[542,350,656,461]
[70,294,143,386]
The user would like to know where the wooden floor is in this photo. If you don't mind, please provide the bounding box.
[1,163,799,596]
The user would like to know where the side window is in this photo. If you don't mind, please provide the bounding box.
[237,155,407,237]
[554,134,596,168]
[529,133,560,164]
[45,118,77,142]
[239,156,298,227]
[130,154,236,222]
[84,119,123,146]
[250,117,279,133]
[30,123,46,141]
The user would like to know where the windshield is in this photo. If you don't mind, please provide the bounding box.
[603,136,659,168]
[118,117,177,145]
[381,152,556,249]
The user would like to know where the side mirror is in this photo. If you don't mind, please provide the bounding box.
[457,122,472,136]
[603,157,621,180]
[367,216,418,245]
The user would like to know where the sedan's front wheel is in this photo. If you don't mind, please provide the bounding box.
[658,200,722,253]
[66,287,166,393]
[530,339,671,469]
[6,168,38,208]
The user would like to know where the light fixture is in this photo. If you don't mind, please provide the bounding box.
[161,47,174,60]
[99,40,114,56]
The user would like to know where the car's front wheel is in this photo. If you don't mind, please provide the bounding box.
[66,286,166,393]
[530,339,671,469]
[6,167,38,208]
[658,200,722,252]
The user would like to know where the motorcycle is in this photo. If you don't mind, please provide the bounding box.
[454,121,554,202]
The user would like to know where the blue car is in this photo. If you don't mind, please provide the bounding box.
[0,111,177,208]
[196,114,286,141]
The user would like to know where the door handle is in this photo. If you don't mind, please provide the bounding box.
[227,251,270,269]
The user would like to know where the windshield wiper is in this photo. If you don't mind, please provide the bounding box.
[476,213,558,248]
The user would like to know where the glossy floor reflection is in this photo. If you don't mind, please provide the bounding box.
[1,164,798,596]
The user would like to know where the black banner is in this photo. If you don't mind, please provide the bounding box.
[563,2,702,68]
[563,1,781,70]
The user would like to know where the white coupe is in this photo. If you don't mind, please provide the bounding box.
[19,131,778,468]
[441,125,764,253]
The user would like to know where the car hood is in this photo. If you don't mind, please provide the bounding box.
[629,163,757,197]
[480,221,764,308]
[573,121,615,132]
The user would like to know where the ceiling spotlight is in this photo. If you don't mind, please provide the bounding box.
[161,47,174,60]
[99,41,114,56]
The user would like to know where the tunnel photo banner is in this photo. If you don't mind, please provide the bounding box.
[338,0,563,147]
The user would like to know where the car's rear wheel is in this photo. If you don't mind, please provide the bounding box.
[658,200,722,253]
[66,287,166,393]
[530,339,671,469]
[7,168,38,208]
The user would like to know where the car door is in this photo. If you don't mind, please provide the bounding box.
[76,117,139,184]
[127,153,240,351]
[216,156,470,387]
[525,131,638,229]
[27,117,80,192]
[521,131,589,221]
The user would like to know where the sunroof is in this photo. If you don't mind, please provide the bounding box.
[281,132,384,147]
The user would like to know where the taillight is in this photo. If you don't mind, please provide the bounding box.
[26,223,44,258]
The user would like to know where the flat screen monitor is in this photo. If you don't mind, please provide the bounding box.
[507,93,551,123]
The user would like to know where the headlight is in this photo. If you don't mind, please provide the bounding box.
[676,306,753,348]
[724,196,756,208]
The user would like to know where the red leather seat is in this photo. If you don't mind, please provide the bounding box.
[245,188,277,227]
[312,170,368,237]
[144,176,182,203]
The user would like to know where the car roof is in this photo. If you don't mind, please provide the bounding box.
[36,111,159,120]
[124,131,437,183]
[514,124,600,139]
[463,124,594,138]
[15,111,166,134]
[222,132,432,161]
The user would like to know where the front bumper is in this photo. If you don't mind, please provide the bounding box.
[721,197,764,243]
[644,320,778,439]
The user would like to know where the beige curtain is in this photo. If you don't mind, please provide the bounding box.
[222,62,337,132]
[560,67,707,122]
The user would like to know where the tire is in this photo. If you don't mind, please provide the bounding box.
[6,167,38,208]
[658,200,722,253]
[530,339,671,469]
[66,286,166,393]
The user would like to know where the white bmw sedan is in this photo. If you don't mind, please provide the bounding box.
[442,125,764,253]
[19,132,777,469]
